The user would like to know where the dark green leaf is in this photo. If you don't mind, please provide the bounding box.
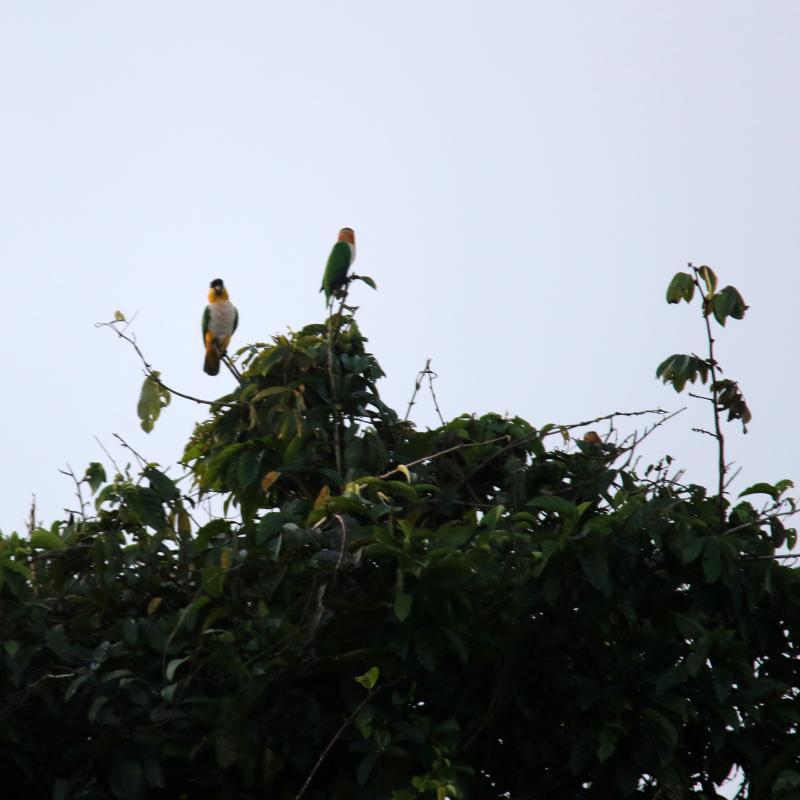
[702,537,722,582]
[394,590,413,622]
[665,272,695,304]
[355,666,380,690]
[575,542,610,593]
[84,462,107,494]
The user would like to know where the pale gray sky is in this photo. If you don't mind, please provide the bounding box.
[2,1,798,535]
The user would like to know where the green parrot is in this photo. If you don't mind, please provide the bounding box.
[320,227,356,304]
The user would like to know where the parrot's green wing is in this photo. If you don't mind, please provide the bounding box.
[202,306,210,340]
[321,241,353,302]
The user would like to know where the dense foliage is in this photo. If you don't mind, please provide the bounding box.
[2,298,800,799]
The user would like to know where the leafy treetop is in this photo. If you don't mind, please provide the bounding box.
[1,273,799,800]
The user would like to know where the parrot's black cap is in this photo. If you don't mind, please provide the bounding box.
[210,278,225,290]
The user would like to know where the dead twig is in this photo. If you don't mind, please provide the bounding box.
[404,358,446,426]
[547,407,672,437]
[94,435,123,476]
[58,464,87,522]
[618,408,686,468]
[96,319,242,408]
[113,433,148,469]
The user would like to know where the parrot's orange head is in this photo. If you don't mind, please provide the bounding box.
[338,227,355,245]
[208,278,229,303]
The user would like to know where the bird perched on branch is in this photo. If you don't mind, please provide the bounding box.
[321,227,356,304]
[202,278,238,376]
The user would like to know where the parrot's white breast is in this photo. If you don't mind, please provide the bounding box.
[208,300,237,338]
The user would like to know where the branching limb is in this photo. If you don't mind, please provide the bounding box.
[58,464,87,522]
[617,408,686,466]
[723,506,799,539]
[113,433,148,469]
[547,407,673,437]
[294,677,404,800]
[94,435,123,476]
[690,263,727,516]
[404,359,446,426]
[404,360,427,422]
[96,319,242,408]
[221,353,242,381]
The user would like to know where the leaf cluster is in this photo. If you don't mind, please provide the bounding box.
[1,315,799,800]
[659,266,752,432]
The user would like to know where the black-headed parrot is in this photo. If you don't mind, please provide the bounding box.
[320,227,356,304]
[202,278,238,376]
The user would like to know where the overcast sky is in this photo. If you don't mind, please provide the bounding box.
[1,1,798,538]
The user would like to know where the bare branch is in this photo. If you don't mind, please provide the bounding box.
[690,263,727,517]
[723,465,743,489]
[96,319,242,408]
[722,506,799,538]
[27,495,36,536]
[94,435,123,476]
[547,407,673,436]
[404,360,427,422]
[112,433,148,469]
[618,408,686,460]
[404,359,446,426]
[58,464,87,522]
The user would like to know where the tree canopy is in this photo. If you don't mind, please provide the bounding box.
[1,270,799,799]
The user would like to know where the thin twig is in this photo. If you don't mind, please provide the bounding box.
[743,553,800,561]
[546,407,672,437]
[96,320,242,408]
[334,513,347,573]
[161,561,245,679]
[221,352,242,382]
[723,465,743,489]
[294,678,404,800]
[404,360,427,422]
[94,435,123,476]
[380,434,511,478]
[113,433,148,469]
[27,671,75,690]
[58,464,87,522]
[27,495,36,536]
[404,359,446,426]
[426,362,446,427]
[722,507,799,538]
[618,408,686,457]
[691,264,727,517]
[325,301,344,477]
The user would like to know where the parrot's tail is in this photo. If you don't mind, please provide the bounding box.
[204,344,221,376]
